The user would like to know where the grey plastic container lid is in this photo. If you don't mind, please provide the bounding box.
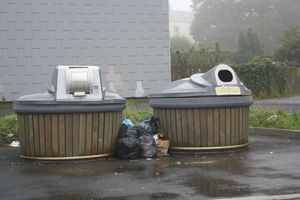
[14,90,125,114]
[14,65,125,114]
[149,64,253,109]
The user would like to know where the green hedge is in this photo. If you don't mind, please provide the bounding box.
[233,57,287,98]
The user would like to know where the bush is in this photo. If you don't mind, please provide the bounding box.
[250,108,300,130]
[170,35,193,51]
[233,57,287,98]
[0,114,18,138]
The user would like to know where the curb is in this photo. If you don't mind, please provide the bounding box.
[249,126,300,139]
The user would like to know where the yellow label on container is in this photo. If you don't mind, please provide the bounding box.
[215,87,241,95]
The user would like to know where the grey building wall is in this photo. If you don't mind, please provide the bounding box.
[0,0,170,101]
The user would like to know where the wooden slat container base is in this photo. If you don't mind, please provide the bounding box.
[154,107,249,152]
[18,112,122,160]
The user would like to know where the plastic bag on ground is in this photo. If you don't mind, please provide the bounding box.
[116,125,140,160]
[138,133,157,158]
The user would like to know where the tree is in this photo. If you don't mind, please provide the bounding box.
[170,35,193,51]
[236,28,263,63]
[247,28,263,56]
[274,25,300,66]
[190,0,300,55]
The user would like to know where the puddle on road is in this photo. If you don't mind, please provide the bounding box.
[185,175,252,198]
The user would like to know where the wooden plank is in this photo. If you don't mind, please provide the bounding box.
[65,113,73,157]
[72,113,79,156]
[50,114,59,157]
[110,112,118,153]
[169,109,177,147]
[159,109,165,136]
[38,114,46,156]
[18,115,25,155]
[115,112,122,151]
[239,107,243,144]
[22,115,29,156]
[98,113,105,154]
[207,109,214,147]
[225,108,231,146]
[181,109,188,146]
[85,113,93,155]
[103,112,111,153]
[165,109,172,145]
[175,109,183,146]
[27,114,34,156]
[33,115,40,156]
[240,107,244,144]
[58,114,65,157]
[157,109,163,131]
[92,113,99,155]
[230,108,236,145]
[219,108,226,146]
[200,109,207,147]
[213,108,220,146]
[187,109,195,147]
[193,109,201,147]
[28,114,35,156]
[235,107,240,144]
[109,112,114,153]
[44,114,52,157]
[79,113,86,155]
[245,108,249,143]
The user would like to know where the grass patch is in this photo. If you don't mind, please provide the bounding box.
[0,114,18,138]
[250,107,300,130]
[123,106,153,124]
[0,102,13,110]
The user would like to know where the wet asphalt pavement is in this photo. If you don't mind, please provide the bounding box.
[0,131,300,200]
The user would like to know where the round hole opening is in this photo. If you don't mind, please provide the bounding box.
[218,70,233,82]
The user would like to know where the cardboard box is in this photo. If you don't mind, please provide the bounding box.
[156,140,169,156]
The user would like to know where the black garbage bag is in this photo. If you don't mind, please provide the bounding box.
[116,125,140,160]
[138,133,157,158]
[118,125,138,138]
[135,116,159,136]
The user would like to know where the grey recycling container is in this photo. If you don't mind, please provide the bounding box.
[149,64,253,153]
[14,66,125,160]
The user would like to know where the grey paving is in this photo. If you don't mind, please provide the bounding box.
[253,96,300,113]
[0,132,299,200]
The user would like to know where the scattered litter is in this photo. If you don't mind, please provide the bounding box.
[266,115,278,121]
[176,161,182,165]
[7,133,14,138]
[9,141,20,147]
[270,151,274,154]
[153,134,159,141]
[146,158,152,161]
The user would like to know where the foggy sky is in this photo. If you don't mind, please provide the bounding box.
[169,0,192,12]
